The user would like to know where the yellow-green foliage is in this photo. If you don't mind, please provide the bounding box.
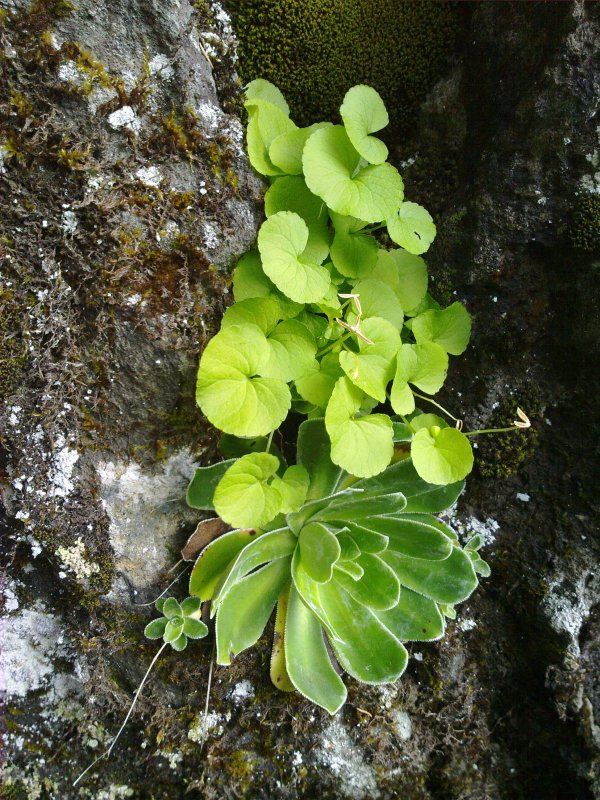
[227,0,458,130]
[571,194,600,253]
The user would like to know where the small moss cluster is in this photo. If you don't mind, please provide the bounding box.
[476,391,543,480]
[571,194,600,253]
[227,0,459,131]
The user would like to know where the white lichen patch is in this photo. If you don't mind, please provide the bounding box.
[188,710,230,741]
[203,222,219,250]
[516,492,531,502]
[458,617,477,632]
[445,510,500,548]
[48,434,80,498]
[149,53,174,81]
[61,209,78,235]
[196,101,223,133]
[108,106,141,133]
[0,610,66,697]
[96,448,199,592]
[135,165,163,188]
[230,679,255,704]
[390,710,412,741]
[542,571,598,655]
[316,719,380,799]
[56,537,100,582]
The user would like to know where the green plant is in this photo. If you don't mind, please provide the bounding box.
[197,79,478,486]
[76,82,530,784]
[187,418,488,712]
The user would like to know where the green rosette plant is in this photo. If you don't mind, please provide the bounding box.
[187,420,488,713]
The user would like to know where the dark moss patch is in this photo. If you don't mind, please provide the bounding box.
[571,194,600,253]
[227,0,460,132]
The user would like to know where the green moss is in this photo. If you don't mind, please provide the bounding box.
[0,288,27,401]
[571,194,600,252]
[476,390,543,480]
[227,0,459,131]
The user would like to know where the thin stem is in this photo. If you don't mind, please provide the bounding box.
[73,642,168,787]
[134,564,190,607]
[464,426,521,437]
[265,430,274,453]
[411,391,462,426]
[316,332,351,358]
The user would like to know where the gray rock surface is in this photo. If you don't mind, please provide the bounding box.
[1,1,599,798]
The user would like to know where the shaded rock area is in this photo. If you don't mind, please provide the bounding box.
[0,1,599,798]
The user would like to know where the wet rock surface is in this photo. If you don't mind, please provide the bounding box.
[1,1,599,798]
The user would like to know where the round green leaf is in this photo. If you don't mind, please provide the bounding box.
[325,377,394,478]
[245,100,297,176]
[299,521,341,583]
[410,301,472,355]
[232,251,303,319]
[303,126,404,223]
[339,317,400,402]
[387,202,436,255]
[265,177,331,264]
[340,84,389,165]
[258,211,331,304]
[390,342,449,414]
[269,122,332,175]
[244,79,289,115]
[264,319,317,382]
[213,453,283,529]
[221,296,281,335]
[295,352,343,408]
[372,249,428,313]
[272,465,310,513]
[196,324,291,437]
[330,227,378,278]
[350,278,404,330]
[411,426,474,485]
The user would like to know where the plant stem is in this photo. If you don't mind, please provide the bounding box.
[73,641,168,787]
[316,332,351,358]
[464,426,521,437]
[265,430,274,453]
[411,391,462,425]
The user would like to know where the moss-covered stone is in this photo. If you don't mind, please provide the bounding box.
[227,0,460,130]
[571,194,600,252]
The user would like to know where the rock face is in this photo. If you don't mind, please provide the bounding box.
[1,2,599,799]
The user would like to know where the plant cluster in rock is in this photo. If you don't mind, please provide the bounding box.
[137,81,529,717]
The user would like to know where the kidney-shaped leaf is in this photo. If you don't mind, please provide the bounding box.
[196,324,291,437]
[213,453,283,529]
[339,317,400,402]
[258,211,331,304]
[340,84,389,165]
[244,79,289,114]
[372,249,428,313]
[303,126,403,223]
[410,301,471,356]
[265,176,331,264]
[245,100,296,176]
[350,279,404,330]
[325,377,394,478]
[387,202,436,255]
[411,426,474,486]
[295,352,343,409]
[269,122,332,175]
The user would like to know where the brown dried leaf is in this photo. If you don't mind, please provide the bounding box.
[181,517,232,561]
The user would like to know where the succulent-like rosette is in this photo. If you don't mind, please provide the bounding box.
[187,420,488,713]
